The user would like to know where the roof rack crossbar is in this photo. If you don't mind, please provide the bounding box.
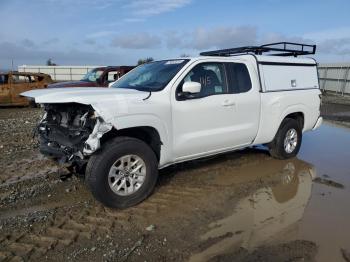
[200,42,316,57]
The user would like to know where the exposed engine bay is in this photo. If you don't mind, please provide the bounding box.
[37,103,112,164]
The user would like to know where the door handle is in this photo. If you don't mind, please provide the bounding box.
[222,100,235,107]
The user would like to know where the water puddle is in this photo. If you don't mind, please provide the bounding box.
[189,122,350,262]
[298,122,350,262]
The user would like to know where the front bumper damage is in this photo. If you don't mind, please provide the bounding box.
[83,117,113,155]
[37,103,112,164]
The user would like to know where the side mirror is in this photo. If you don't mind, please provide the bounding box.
[182,81,201,94]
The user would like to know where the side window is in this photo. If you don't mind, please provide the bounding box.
[12,75,31,84]
[177,63,227,99]
[11,75,17,83]
[107,71,121,82]
[18,75,28,83]
[27,76,34,82]
[0,75,6,85]
[225,63,252,93]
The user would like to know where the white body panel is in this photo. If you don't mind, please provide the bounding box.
[260,65,319,91]
[253,89,321,144]
[22,55,322,168]
[170,57,261,163]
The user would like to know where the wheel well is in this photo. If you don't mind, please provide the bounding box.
[285,112,304,129]
[100,126,162,161]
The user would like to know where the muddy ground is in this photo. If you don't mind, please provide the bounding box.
[0,93,349,262]
[321,92,350,127]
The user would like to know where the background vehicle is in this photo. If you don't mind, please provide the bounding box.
[48,66,134,88]
[22,42,323,208]
[0,71,53,106]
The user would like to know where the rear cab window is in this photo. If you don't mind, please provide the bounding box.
[224,63,252,94]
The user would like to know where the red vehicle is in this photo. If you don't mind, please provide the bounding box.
[48,66,135,88]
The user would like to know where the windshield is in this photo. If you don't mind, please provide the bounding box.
[111,59,189,91]
[81,69,104,82]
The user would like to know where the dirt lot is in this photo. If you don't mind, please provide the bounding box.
[0,94,349,262]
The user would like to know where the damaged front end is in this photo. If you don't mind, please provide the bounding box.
[37,103,112,165]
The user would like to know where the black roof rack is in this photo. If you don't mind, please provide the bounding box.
[200,42,316,57]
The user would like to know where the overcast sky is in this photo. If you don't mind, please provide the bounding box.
[1,0,350,67]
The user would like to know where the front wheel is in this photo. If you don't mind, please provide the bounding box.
[85,137,158,208]
[268,118,302,159]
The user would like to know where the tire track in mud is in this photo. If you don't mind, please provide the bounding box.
[0,180,220,261]
[0,155,57,186]
[0,209,129,260]
[0,148,278,261]
[0,115,271,261]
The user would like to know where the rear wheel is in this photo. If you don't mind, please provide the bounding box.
[85,136,158,208]
[269,118,302,159]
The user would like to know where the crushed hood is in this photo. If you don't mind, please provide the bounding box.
[21,88,149,122]
[48,81,97,88]
[21,87,148,104]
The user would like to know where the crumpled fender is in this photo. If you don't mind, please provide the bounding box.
[83,114,113,155]
[90,103,170,166]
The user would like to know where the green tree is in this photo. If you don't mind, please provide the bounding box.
[46,58,57,66]
[137,57,154,65]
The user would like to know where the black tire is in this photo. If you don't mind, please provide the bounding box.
[85,136,158,208]
[67,163,86,179]
[269,118,302,159]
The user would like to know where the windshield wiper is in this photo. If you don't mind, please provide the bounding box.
[114,85,157,92]
[143,91,152,101]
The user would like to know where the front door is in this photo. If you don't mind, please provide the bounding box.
[172,61,260,161]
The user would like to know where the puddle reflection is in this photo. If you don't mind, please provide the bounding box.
[190,158,315,262]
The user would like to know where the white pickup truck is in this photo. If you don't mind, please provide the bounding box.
[22,42,323,208]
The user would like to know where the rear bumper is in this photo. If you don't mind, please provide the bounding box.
[312,116,323,130]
